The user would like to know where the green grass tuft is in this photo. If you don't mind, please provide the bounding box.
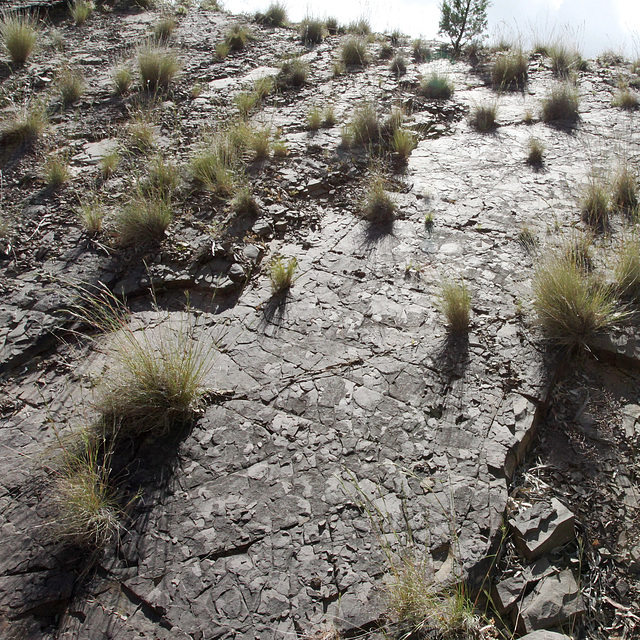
[492,49,527,89]
[581,179,609,230]
[269,255,298,294]
[418,73,453,99]
[137,44,179,91]
[114,194,172,246]
[470,103,498,132]
[616,235,640,302]
[341,37,368,67]
[1,12,38,65]
[541,83,579,123]
[70,0,94,26]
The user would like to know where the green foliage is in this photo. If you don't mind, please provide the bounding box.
[439,0,491,57]
[78,198,104,235]
[541,83,579,123]
[307,104,335,130]
[533,258,624,349]
[325,17,339,35]
[231,183,259,216]
[137,45,179,91]
[144,155,180,196]
[269,255,298,294]
[223,23,251,53]
[612,166,638,212]
[347,17,370,36]
[341,37,368,67]
[439,278,471,333]
[347,102,380,145]
[127,113,156,153]
[1,12,38,65]
[70,0,94,26]
[418,72,454,99]
[548,43,585,76]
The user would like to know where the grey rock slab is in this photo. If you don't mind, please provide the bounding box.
[518,632,573,640]
[510,499,576,561]
[515,569,585,634]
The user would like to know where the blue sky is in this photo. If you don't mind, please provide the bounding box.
[222,0,640,57]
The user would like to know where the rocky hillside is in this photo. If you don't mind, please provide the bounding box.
[1,2,639,639]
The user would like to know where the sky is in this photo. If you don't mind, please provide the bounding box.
[221,0,640,57]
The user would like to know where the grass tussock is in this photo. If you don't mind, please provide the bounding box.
[219,23,251,56]
[341,37,368,67]
[277,58,308,87]
[439,279,471,333]
[137,45,179,91]
[99,150,119,178]
[346,102,380,145]
[533,258,624,349]
[114,194,172,246]
[0,101,47,146]
[144,155,180,196]
[391,128,416,160]
[418,73,453,99]
[255,2,287,27]
[1,12,38,65]
[612,166,638,212]
[612,88,639,110]
[57,66,85,105]
[52,433,122,549]
[361,170,396,223]
[70,0,94,26]
[269,255,298,294]
[561,234,593,272]
[153,15,177,41]
[78,198,104,235]
[231,183,259,217]
[616,235,640,302]
[112,64,132,96]
[307,104,335,130]
[581,179,609,230]
[541,83,579,124]
[548,43,585,76]
[387,555,481,639]
[412,38,430,62]
[526,137,544,166]
[127,113,156,153]
[300,18,324,45]
[390,54,407,76]
[94,313,213,437]
[470,103,497,132]
[42,152,70,188]
[492,49,527,89]
[347,17,370,36]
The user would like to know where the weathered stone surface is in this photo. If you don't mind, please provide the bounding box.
[518,631,573,640]
[510,499,575,561]
[516,569,585,633]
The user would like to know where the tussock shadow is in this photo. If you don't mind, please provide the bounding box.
[546,118,580,134]
[361,219,394,246]
[259,290,290,333]
[434,333,470,382]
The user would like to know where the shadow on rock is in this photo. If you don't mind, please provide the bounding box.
[259,291,290,333]
[362,219,394,246]
[434,333,470,381]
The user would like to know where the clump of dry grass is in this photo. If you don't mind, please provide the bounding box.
[541,83,579,123]
[533,258,625,350]
[277,57,308,87]
[1,12,38,65]
[269,255,298,294]
[78,198,104,235]
[470,103,497,131]
[300,18,324,45]
[254,2,287,27]
[612,165,638,212]
[341,37,369,67]
[391,128,416,160]
[492,49,528,88]
[361,169,396,223]
[526,137,544,166]
[112,64,132,96]
[418,73,453,99]
[613,87,639,110]
[581,179,609,230]
[114,193,172,246]
[70,0,94,26]
[0,101,47,146]
[57,66,85,105]
[137,44,179,91]
[616,235,640,302]
[42,152,70,188]
[439,278,471,333]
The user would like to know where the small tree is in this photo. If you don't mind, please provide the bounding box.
[439,0,491,58]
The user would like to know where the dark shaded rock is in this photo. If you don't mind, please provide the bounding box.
[518,632,572,640]
[515,569,585,633]
[510,499,575,561]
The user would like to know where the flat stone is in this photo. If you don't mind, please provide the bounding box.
[516,569,585,633]
[510,499,575,561]
[518,632,573,640]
